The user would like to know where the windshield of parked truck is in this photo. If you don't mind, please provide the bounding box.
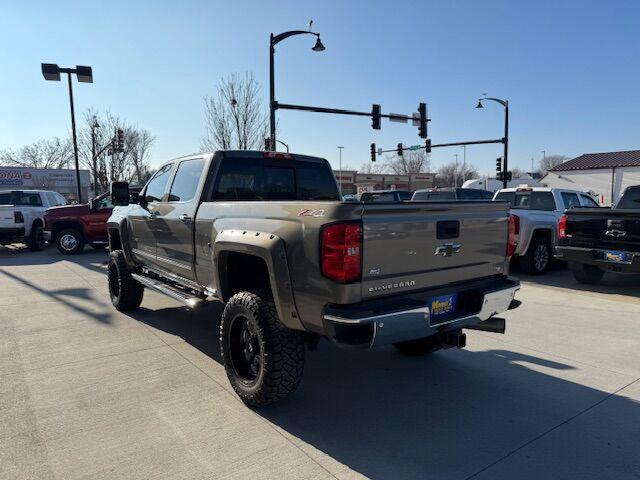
[212,157,340,201]
[616,186,640,209]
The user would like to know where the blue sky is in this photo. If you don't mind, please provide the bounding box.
[1,0,639,175]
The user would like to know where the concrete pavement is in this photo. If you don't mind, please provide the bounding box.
[1,247,639,479]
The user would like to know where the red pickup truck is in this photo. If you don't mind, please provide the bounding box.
[44,189,140,254]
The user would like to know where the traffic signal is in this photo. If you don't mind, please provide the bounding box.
[397,143,403,156]
[116,128,125,152]
[506,171,513,182]
[496,157,503,172]
[370,143,376,162]
[418,103,428,139]
[371,104,381,130]
[425,139,432,153]
[496,171,503,181]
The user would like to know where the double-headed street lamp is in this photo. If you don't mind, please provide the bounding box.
[269,25,325,150]
[476,96,509,188]
[41,63,93,203]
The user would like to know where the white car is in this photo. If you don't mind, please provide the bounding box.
[0,190,67,251]
[493,187,599,274]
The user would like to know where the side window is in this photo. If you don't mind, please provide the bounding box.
[45,192,57,206]
[144,163,174,202]
[561,192,580,209]
[530,192,556,211]
[580,195,599,207]
[494,192,515,206]
[168,158,205,202]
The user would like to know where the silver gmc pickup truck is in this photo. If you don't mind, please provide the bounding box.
[107,150,521,406]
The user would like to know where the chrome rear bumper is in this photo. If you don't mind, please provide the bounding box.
[323,281,520,348]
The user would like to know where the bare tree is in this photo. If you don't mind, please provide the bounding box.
[78,109,156,192]
[201,73,268,151]
[385,150,432,175]
[435,162,479,187]
[359,161,390,174]
[0,137,72,169]
[539,154,569,175]
[510,167,527,178]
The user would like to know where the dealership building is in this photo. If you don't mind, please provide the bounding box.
[541,150,640,206]
[0,167,91,203]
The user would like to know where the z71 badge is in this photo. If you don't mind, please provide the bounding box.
[298,208,326,217]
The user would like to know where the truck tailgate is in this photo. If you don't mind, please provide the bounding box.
[0,205,15,228]
[565,208,640,250]
[361,201,509,299]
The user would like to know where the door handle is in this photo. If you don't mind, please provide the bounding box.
[179,214,191,223]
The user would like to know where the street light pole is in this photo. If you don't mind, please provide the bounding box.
[454,153,459,187]
[476,96,509,188]
[65,72,82,203]
[41,63,93,203]
[269,25,325,151]
[337,146,344,197]
[91,117,99,195]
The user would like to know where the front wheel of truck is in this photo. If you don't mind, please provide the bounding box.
[220,291,305,407]
[570,262,605,285]
[108,250,144,311]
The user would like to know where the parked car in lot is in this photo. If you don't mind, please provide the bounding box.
[0,189,67,251]
[412,187,494,201]
[493,187,599,274]
[44,188,140,255]
[557,185,640,284]
[359,190,413,202]
[106,150,521,406]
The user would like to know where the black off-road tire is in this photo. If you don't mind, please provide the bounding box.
[220,291,305,407]
[393,337,440,356]
[108,249,144,311]
[28,224,45,252]
[570,262,605,285]
[55,228,85,255]
[519,237,551,275]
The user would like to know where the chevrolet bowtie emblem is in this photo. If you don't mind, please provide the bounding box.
[434,243,461,257]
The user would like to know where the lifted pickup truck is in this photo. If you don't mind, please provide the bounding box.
[557,185,640,284]
[107,150,520,406]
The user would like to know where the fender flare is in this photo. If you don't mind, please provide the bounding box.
[107,218,136,268]
[521,227,555,256]
[213,229,303,331]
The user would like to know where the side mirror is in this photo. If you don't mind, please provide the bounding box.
[111,181,130,206]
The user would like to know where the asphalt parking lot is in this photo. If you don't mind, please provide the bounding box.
[1,247,639,480]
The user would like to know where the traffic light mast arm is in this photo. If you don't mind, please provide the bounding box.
[375,137,504,156]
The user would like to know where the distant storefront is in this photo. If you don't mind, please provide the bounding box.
[0,167,90,203]
[333,170,436,195]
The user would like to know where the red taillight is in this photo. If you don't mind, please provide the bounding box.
[14,211,24,223]
[558,214,568,240]
[507,214,518,259]
[321,221,362,283]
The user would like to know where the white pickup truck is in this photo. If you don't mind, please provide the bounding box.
[0,190,67,251]
[493,187,599,274]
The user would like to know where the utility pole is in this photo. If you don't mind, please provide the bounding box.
[454,153,459,187]
[337,146,344,197]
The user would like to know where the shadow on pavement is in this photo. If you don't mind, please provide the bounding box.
[124,301,640,480]
[514,265,640,299]
[0,262,112,324]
